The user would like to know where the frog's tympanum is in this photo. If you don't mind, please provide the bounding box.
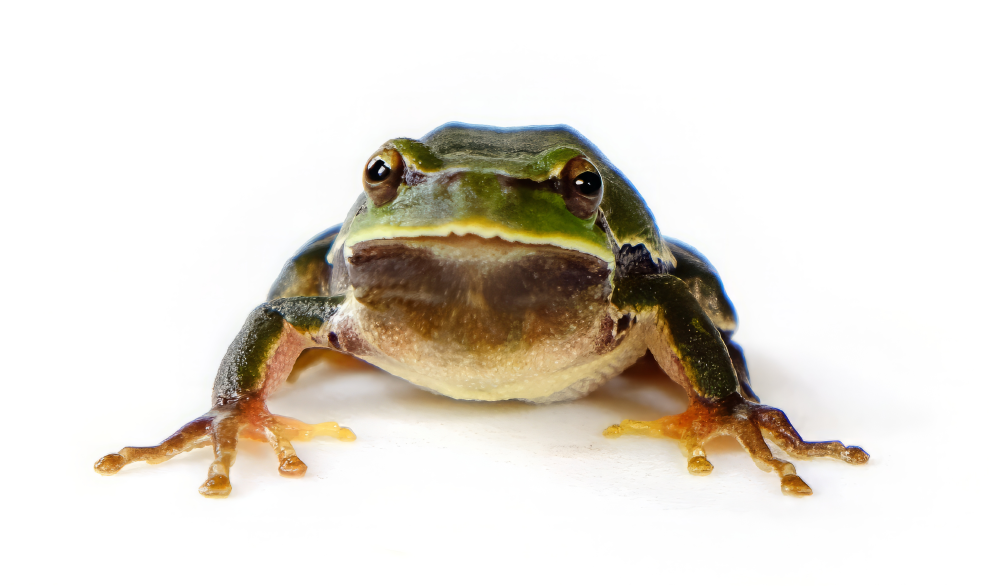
[95,124,868,497]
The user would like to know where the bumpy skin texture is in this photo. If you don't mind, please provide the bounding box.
[95,123,867,497]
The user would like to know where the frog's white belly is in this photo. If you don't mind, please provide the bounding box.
[368,329,647,403]
[332,295,649,403]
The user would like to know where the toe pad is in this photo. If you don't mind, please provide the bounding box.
[94,454,126,476]
[199,475,232,498]
[687,456,714,476]
[780,475,813,496]
[278,456,308,478]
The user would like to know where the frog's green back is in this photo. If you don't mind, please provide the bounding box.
[419,123,670,266]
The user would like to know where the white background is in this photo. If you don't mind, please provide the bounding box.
[1,1,997,584]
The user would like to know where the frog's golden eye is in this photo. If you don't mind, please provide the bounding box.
[560,156,604,219]
[363,148,405,206]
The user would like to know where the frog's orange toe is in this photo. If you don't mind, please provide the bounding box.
[278,455,308,478]
[95,408,357,496]
[687,456,714,476]
[94,453,126,476]
[199,475,232,498]
[606,395,866,496]
[263,415,354,481]
[334,426,356,442]
[780,475,813,496]
[844,447,870,465]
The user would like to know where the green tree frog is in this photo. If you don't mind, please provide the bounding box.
[95,123,868,498]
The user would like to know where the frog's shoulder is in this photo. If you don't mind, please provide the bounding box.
[268,191,373,301]
[663,237,738,333]
[267,224,339,300]
[421,122,670,267]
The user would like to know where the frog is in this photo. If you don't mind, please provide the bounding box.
[94,123,869,498]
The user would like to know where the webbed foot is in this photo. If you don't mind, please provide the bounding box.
[94,401,355,498]
[603,395,868,496]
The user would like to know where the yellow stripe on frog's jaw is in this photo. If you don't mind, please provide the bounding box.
[341,221,616,264]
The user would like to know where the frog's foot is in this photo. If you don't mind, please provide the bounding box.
[603,395,868,496]
[94,401,355,498]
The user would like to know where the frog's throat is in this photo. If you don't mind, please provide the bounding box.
[341,221,615,264]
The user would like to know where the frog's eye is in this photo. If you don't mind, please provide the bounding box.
[363,148,405,206]
[560,156,604,219]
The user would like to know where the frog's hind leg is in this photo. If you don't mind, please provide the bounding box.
[94,416,214,474]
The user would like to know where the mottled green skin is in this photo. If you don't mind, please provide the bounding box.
[254,123,745,404]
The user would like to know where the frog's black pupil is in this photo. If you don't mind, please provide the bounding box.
[367,159,391,182]
[574,171,601,195]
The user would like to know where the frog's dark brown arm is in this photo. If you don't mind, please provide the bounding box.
[604,274,868,496]
[94,296,355,498]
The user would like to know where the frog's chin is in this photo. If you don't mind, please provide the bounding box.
[344,233,612,313]
[342,222,615,265]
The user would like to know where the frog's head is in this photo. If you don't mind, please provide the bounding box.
[336,124,627,319]
[343,123,614,263]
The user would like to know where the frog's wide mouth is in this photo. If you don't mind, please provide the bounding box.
[342,221,615,264]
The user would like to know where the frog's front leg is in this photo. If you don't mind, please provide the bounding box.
[604,275,868,496]
[94,296,356,498]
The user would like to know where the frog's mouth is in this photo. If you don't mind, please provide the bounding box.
[344,233,612,312]
[342,221,615,265]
